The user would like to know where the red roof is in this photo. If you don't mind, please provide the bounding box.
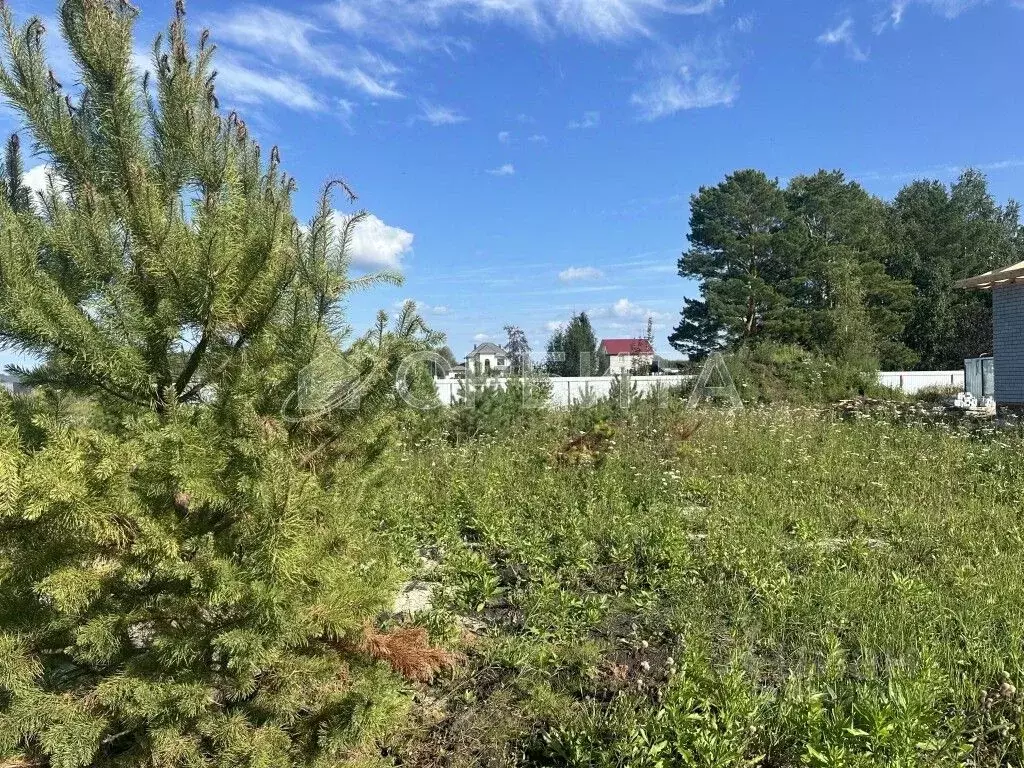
[600,338,654,356]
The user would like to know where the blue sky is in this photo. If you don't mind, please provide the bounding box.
[4,0,1024,364]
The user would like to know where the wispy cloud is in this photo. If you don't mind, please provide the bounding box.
[326,0,723,44]
[396,299,449,314]
[855,157,1024,183]
[206,6,404,99]
[336,98,356,125]
[486,163,516,176]
[583,298,672,328]
[817,18,868,61]
[559,266,604,282]
[415,102,468,125]
[215,56,325,111]
[498,130,511,143]
[631,37,739,121]
[885,0,991,28]
[567,110,600,129]
[527,133,549,143]
[611,297,667,319]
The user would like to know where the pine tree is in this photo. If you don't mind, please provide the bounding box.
[545,312,597,376]
[1,132,32,213]
[0,2,432,765]
[669,170,791,357]
[782,170,914,369]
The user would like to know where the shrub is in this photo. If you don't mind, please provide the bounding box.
[914,384,961,405]
[725,343,894,404]
[447,373,552,440]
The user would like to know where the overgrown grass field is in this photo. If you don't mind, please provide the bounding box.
[370,405,1024,767]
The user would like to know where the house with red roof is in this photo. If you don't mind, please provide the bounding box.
[598,338,655,376]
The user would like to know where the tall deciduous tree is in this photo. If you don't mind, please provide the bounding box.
[0,2,430,765]
[504,324,531,374]
[669,169,790,358]
[888,169,1023,368]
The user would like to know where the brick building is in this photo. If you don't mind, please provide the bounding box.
[957,260,1024,409]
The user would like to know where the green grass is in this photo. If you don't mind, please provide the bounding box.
[369,405,1024,767]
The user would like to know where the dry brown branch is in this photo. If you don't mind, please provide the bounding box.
[361,624,460,683]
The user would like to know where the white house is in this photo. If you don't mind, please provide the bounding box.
[599,338,655,376]
[466,342,510,377]
[957,260,1024,411]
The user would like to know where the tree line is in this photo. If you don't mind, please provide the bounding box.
[670,168,1023,370]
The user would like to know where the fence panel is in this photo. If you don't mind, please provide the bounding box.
[963,358,995,399]
[876,370,964,394]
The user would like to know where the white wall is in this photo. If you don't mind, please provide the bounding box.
[606,353,654,375]
[876,370,964,394]
[467,352,508,376]
[435,376,690,407]
[433,370,966,407]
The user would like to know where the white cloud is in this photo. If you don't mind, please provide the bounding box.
[817,18,868,61]
[567,110,600,129]
[415,102,468,125]
[886,0,989,27]
[733,14,754,32]
[395,299,449,314]
[206,7,404,99]
[613,298,642,317]
[326,0,722,44]
[528,133,549,143]
[473,332,491,343]
[215,56,325,111]
[23,164,54,200]
[854,157,1024,184]
[340,68,404,99]
[545,320,565,332]
[498,130,511,143]
[631,38,739,120]
[559,266,604,282]
[22,164,69,205]
[610,298,670,321]
[337,212,415,270]
[336,98,357,127]
[486,163,516,176]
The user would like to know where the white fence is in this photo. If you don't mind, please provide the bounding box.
[877,370,964,394]
[434,369,966,407]
[434,376,693,407]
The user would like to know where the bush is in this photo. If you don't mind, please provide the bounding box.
[724,343,896,404]
[914,384,962,405]
[447,374,553,440]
